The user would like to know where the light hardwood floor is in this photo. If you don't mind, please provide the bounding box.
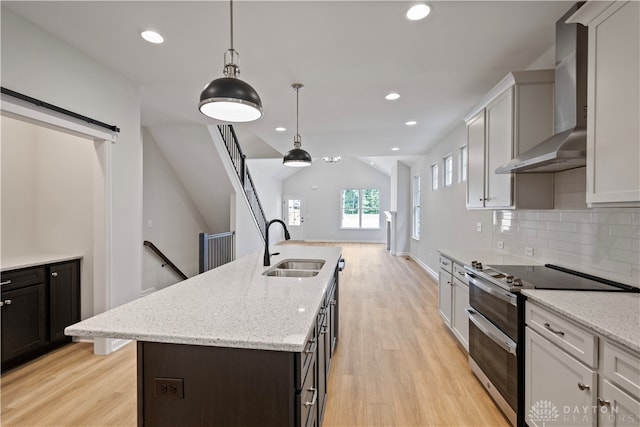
[1,243,509,426]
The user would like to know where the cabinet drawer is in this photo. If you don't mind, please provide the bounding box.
[1,267,45,290]
[453,263,468,284]
[295,325,317,390]
[439,256,452,273]
[526,301,598,368]
[297,350,317,427]
[604,341,640,399]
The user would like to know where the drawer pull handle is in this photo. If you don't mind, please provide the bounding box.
[330,300,337,306]
[321,327,328,335]
[597,398,611,408]
[304,387,318,407]
[4,299,12,305]
[544,323,565,337]
[51,272,58,277]
[577,382,590,391]
[305,339,317,354]
[0,280,11,286]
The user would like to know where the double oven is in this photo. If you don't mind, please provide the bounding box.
[464,262,639,427]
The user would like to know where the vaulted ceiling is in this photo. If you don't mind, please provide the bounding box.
[4,1,572,162]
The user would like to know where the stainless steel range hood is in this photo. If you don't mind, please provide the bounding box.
[496,3,588,174]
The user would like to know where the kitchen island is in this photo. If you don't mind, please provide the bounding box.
[66,245,343,427]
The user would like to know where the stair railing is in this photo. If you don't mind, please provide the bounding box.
[143,240,188,280]
[217,125,267,241]
[199,231,236,273]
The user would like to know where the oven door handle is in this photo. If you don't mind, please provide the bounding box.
[465,307,517,355]
[466,275,518,307]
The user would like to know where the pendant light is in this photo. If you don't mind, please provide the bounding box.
[199,0,263,122]
[283,83,312,167]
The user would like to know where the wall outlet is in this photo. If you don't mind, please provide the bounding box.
[497,241,504,249]
[154,378,184,399]
[525,247,534,257]
[147,219,153,228]
[476,222,482,232]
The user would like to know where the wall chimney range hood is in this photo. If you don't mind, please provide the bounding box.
[496,3,588,174]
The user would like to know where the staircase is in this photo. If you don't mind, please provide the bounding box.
[217,125,268,241]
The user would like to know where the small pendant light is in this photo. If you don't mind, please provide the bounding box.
[199,0,263,122]
[283,83,312,167]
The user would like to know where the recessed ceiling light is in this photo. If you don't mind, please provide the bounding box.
[275,127,286,132]
[370,161,375,166]
[391,147,400,151]
[406,4,432,21]
[405,120,417,126]
[140,30,164,44]
[385,92,400,101]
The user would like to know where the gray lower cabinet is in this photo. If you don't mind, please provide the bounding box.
[0,260,81,371]
[138,266,340,427]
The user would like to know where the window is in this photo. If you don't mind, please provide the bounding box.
[459,145,468,182]
[444,155,453,187]
[341,188,380,229]
[431,164,439,190]
[412,174,421,239]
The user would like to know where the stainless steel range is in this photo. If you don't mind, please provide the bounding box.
[464,262,638,427]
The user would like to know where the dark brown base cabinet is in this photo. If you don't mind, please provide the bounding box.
[1,260,80,371]
[138,267,340,427]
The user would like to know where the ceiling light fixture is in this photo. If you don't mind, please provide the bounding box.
[392,147,400,151]
[198,0,263,122]
[140,30,164,44]
[385,92,400,101]
[405,120,417,126]
[275,127,286,132]
[322,156,341,163]
[406,3,432,21]
[283,83,312,167]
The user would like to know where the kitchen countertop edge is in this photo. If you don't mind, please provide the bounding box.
[522,289,640,354]
[1,254,83,272]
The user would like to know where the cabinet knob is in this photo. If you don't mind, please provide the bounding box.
[597,398,611,408]
[577,382,590,391]
[4,299,12,305]
[51,272,58,277]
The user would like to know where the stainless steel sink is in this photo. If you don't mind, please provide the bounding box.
[264,269,319,278]
[273,259,325,271]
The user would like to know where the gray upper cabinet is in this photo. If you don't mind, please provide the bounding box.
[464,70,556,210]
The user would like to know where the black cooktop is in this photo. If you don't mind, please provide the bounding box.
[487,264,639,292]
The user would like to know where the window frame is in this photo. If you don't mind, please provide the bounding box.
[431,163,439,191]
[340,188,381,230]
[412,173,421,240]
[443,154,453,188]
[459,144,468,183]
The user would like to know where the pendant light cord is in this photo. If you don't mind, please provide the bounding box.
[296,86,300,138]
[229,0,234,50]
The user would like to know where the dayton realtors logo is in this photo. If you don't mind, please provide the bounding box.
[529,400,560,426]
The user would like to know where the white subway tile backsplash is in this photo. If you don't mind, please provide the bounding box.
[494,206,640,286]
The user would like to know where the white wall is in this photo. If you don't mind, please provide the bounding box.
[142,128,209,292]
[1,116,95,319]
[410,124,494,273]
[282,157,390,243]
[2,8,143,311]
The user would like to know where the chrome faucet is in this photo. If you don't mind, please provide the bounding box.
[264,219,291,266]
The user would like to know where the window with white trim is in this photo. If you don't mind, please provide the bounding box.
[340,188,380,229]
[459,145,468,182]
[444,154,453,187]
[431,164,439,190]
[412,174,421,239]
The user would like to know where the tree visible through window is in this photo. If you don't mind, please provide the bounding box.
[341,188,380,229]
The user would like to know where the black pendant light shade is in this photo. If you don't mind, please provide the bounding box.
[199,77,263,122]
[198,0,263,123]
[283,83,312,167]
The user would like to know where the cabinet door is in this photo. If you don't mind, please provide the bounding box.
[328,279,339,356]
[1,283,47,364]
[466,110,486,208]
[525,327,597,427]
[451,278,469,351]
[49,261,80,343]
[317,311,328,425]
[585,1,640,205]
[438,270,453,326]
[599,379,640,427]
[485,88,514,208]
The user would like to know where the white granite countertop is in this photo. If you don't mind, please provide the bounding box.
[1,254,83,272]
[438,248,537,267]
[522,290,640,353]
[66,245,342,353]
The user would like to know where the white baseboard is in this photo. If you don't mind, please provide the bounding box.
[93,337,132,355]
[304,239,386,244]
[140,287,157,298]
[395,251,410,257]
[409,254,438,281]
